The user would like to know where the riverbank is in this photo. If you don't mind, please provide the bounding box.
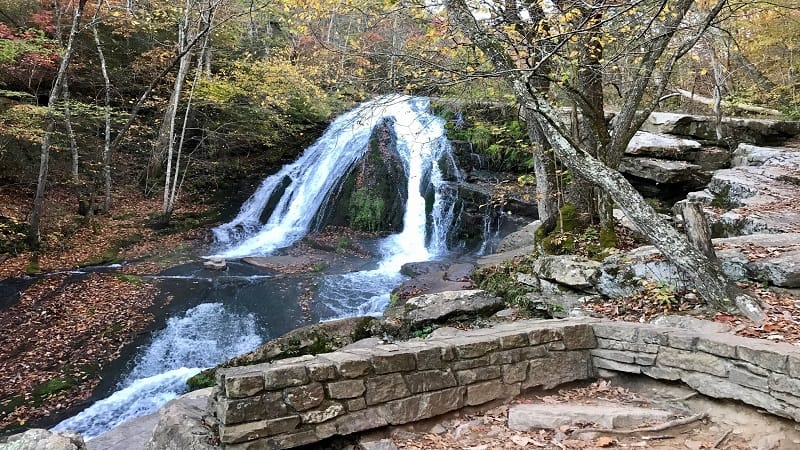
[0,186,216,435]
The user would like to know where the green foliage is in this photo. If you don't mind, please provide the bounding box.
[349,189,385,232]
[115,274,144,286]
[445,118,533,172]
[32,376,74,398]
[0,215,30,255]
[195,58,333,158]
[0,29,55,65]
[413,325,434,339]
[471,255,539,314]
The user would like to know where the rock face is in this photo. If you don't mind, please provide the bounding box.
[679,143,800,237]
[619,157,706,185]
[316,119,408,233]
[641,112,800,146]
[495,220,542,253]
[533,255,601,290]
[1,429,86,450]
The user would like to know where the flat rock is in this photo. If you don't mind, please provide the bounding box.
[641,112,800,145]
[508,404,673,431]
[496,220,542,253]
[650,315,731,334]
[476,244,536,268]
[88,411,160,450]
[400,261,449,277]
[619,156,705,185]
[626,131,702,158]
[397,289,505,327]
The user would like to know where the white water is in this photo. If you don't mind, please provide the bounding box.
[53,95,460,438]
[53,303,261,439]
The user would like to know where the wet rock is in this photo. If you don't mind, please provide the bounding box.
[496,220,542,253]
[88,411,160,450]
[508,404,672,431]
[2,429,86,450]
[400,261,449,278]
[203,257,226,270]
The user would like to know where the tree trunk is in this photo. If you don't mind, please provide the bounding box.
[29,0,88,245]
[92,20,113,213]
[63,79,79,183]
[519,88,764,322]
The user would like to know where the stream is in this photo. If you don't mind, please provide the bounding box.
[52,95,465,439]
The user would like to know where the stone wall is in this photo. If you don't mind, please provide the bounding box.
[209,319,800,449]
[591,321,800,423]
[210,321,596,449]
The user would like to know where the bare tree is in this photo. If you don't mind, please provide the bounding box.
[29,0,89,245]
[444,0,765,320]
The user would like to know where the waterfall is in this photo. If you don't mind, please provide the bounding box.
[212,94,458,259]
[53,303,261,439]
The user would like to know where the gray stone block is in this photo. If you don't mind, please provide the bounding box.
[404,369,457,394]
[592,357,641,374]
[365,373,410,405]
[695,336,737,358]
[591,323,639,342]
[596,338,659,353]
[224,371,265,399]
[322,352,372,378]
[307,360,338,381]
[465,380,520,406]
[590,349,636,364]
[346,398,366,412]
[657,347,729,377]
[220,415,300,444]
[489,345,548,365]
[285,382,325,411]
[456,366,502,385]
[327,379,366,399]
[300,403,345,424]
[502,362,528,384]
[454,338,502,359]
[769,373,800,397]
[562,324,597,350]
[738,345,788,373]
[371,351,417,374]
[414,346,445,370]
[382,387,466,424]
[263,365,308,390]
[216,396,267,425]
[641,366,683,381]
[498,332,529,349]
[729,367,769,392]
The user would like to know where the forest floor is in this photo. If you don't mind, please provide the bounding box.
[0,185,215,433]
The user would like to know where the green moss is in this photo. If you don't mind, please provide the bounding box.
[710,184,731,209]
[351,317,378,342]
[33,376,74,397]
[349,188,385,232]
[556,203,579,232]
[187,369,215,391]
[25,258,41,275]
[115,274,144,286]
[599,225,618,249]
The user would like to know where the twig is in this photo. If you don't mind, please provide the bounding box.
[642,435,674,440]
[575,413,707,435]
[713,428,732,449]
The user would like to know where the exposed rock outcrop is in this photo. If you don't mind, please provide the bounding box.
[384,289,505,328]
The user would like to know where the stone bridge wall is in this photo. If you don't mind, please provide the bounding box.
[211,319,800,449]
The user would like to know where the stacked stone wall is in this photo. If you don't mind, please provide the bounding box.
[210,319,800,449]
[211,321,596,449]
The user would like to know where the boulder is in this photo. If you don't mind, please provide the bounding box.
[1,429,86,450]
[400,261,449,278]
[143,388,215,450]
[619,156,706,185]
[387,289,505,328]
[495,220,542,253]
[533,255,601,290]
[684,144,800,237]
[88,411,160,450]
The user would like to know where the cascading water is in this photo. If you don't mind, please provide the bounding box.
[53,303,261,439]
[53,95,460,439]
[212,94,458,261]
[216,94,460,317]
